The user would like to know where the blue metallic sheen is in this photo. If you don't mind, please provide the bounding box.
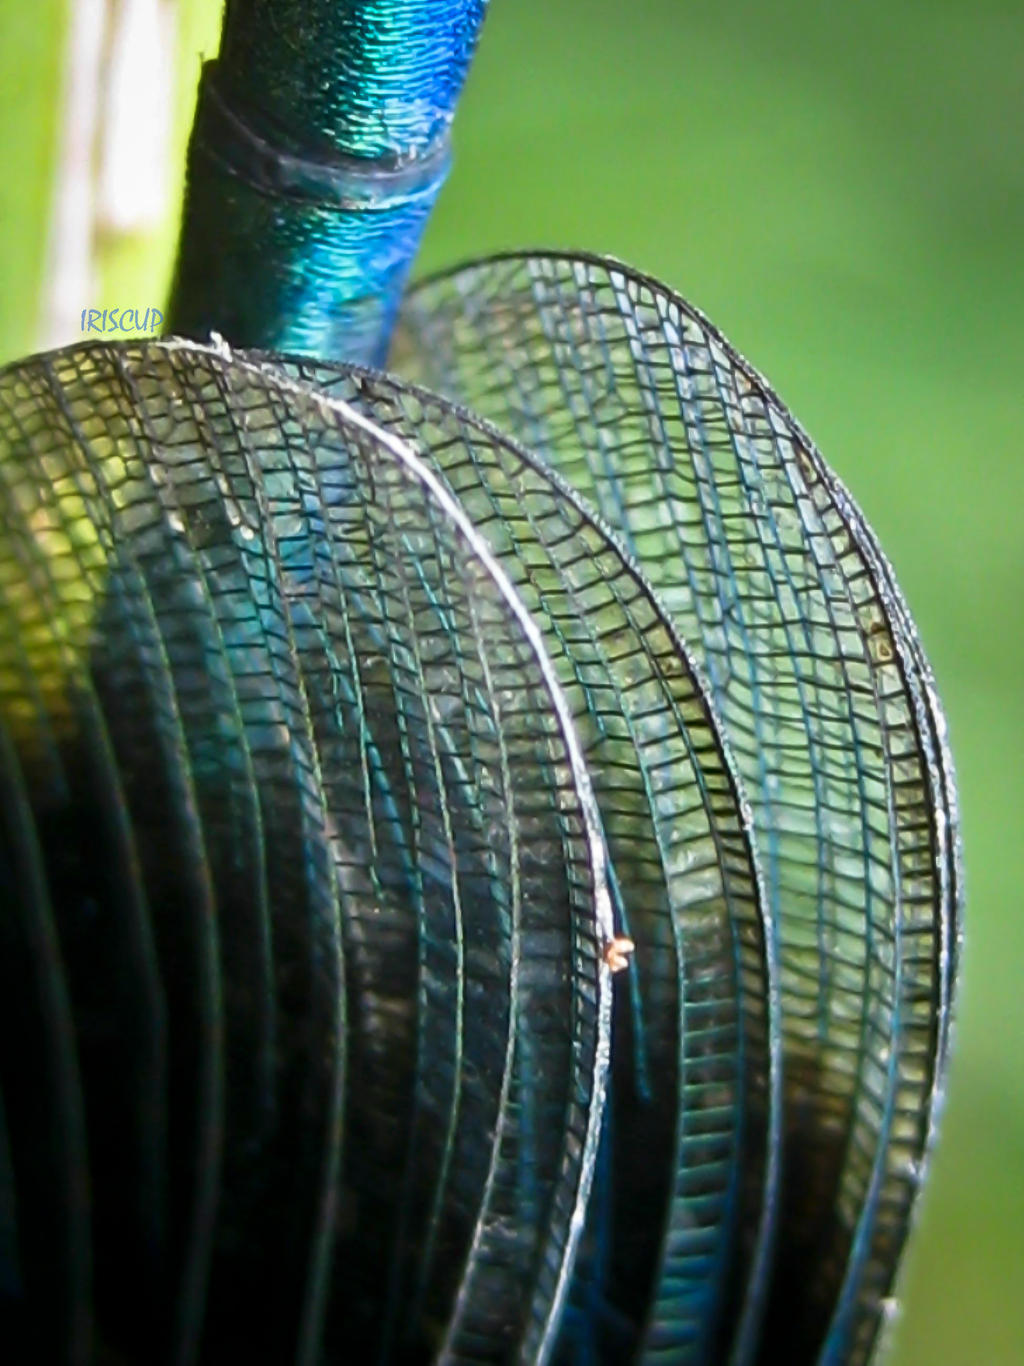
[166,0,489,365]
[218,0,489,162]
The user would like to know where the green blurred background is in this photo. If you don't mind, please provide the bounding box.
[0,0,1020,1360]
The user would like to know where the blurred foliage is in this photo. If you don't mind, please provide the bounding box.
[0,1,63,360]
[0,0,221,361]
[0,0,1021,1360]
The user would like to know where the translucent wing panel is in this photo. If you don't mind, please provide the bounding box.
[0,342,612,1364]
[270,355,780,1365]
[397,251,959,1366]
[0,244,959,1365]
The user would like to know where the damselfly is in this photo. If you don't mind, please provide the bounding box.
[0,4,960,1364]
